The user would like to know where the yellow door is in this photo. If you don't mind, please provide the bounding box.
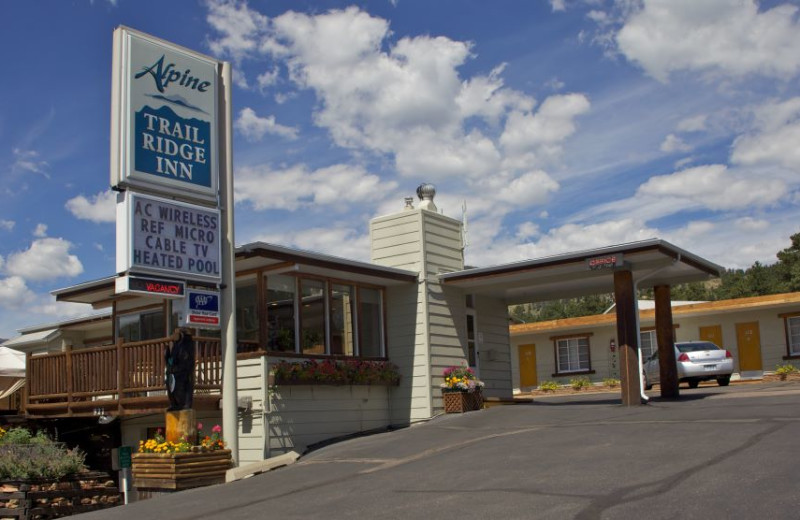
[699,325,723,347]
[736,322,763,371]
[518,344,538,388]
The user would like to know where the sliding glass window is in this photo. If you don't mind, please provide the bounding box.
[266,274,296,352]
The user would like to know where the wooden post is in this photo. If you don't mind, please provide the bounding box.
[166,409,197,443]
[613,269,642,406]
[65,343,73,417]
[116,338,125,414]
[654,284,679,399]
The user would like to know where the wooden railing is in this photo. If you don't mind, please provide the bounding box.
[25,336,224,418]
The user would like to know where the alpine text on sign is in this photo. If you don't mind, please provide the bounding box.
[117,192,221,282]
[111,26,219,202]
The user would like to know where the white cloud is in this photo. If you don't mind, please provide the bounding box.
[65,190,116,223]
[637,164,787,211]
[11,148,49,178]
[550,0,566,12]
[235,107,298,141]
[33,224,47,237]
[5,238,83,281]
[660,133,691,153]
[616,0,800,82]
[731,97,800,170]
[205,0,267,63]
[0,276,37,310]
[516,222,539,240]
[512,218,659,262]
[735,217,769,231]
[251,226,371,262]
[0,220,14,231]
[235,163,397,212]
[676,114,707,132]
[500,93,590,161]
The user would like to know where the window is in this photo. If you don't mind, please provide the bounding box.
[358,287,384,358]
[640,330,657,361]
[300,279,326,355]
[236,277,259,342]
[330,284,355,356]
[556,336,590,373]
[788,316,800,356]
[117,309,165,342]
[266,274,296,352]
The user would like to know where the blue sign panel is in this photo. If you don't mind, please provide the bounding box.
[135,106,211,190]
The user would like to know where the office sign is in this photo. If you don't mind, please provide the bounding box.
[181,288,221,329]
[111,26,219,202]
[587,254,624,271]
[117,192,221,282]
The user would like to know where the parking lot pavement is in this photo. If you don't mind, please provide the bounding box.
[77,381,800,520]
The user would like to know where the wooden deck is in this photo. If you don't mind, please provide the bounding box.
[24,336,225,418]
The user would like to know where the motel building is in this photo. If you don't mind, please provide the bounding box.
[2,185,748,494]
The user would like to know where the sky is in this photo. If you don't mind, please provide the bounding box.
[1,0,800,339]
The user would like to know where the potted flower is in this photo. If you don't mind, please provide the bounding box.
[440,365,484,413]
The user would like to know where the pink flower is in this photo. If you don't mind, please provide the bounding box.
[197,422,203,431]
[212,425,222,433]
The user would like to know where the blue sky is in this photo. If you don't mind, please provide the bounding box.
[2,0,800,339]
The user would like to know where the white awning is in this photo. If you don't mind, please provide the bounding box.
[0,346,26,377]
[2,329,60,352]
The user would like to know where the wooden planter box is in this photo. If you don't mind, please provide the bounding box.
[442,390,483,413]
[0,472,120,520]
[132,450,231,494]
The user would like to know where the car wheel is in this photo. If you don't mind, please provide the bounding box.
[717,376,731,387]
[688,380,700,389]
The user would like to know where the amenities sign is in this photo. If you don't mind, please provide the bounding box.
[117,192,221,282]
[111,26,219,202]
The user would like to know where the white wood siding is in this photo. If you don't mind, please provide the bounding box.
[476,295,513,398]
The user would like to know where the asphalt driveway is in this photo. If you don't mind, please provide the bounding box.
[78,381,800,519]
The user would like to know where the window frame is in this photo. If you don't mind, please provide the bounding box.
[782,313,800,358]
[551,333,594,376]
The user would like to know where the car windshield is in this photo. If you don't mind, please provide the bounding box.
[676,342,720,353]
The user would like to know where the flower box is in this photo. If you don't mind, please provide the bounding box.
[442,390,483,413]
[132,450,231,492]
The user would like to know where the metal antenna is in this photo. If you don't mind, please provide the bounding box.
[461,200,469,250]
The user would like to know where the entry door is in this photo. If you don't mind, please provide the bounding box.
[699,325,723,347]
[518,344,538,388]
[736,322,763,372]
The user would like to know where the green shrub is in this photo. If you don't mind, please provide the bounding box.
[0,428,86,480]
[570,376,591,390]
[603,378,620,388]
[538,380,560,392]
[775,364,798,380]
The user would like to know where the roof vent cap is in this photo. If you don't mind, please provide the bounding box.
[416,183,437,212]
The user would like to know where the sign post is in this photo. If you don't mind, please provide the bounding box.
[111,446,133,504]
[111,26,237,465]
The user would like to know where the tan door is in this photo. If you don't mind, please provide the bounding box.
[736,322,763,371]
[518,344,538,388]
[699,325,723,347]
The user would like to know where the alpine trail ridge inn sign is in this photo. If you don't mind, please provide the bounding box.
[111,26,219,202]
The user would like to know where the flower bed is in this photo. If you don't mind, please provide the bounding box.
[271,359,400,386]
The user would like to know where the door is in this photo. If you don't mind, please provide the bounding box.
[736,322,763,372]
[518,344,538,388]
[699,325,723,347]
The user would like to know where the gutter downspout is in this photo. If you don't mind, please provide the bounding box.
[632,255,679,402]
